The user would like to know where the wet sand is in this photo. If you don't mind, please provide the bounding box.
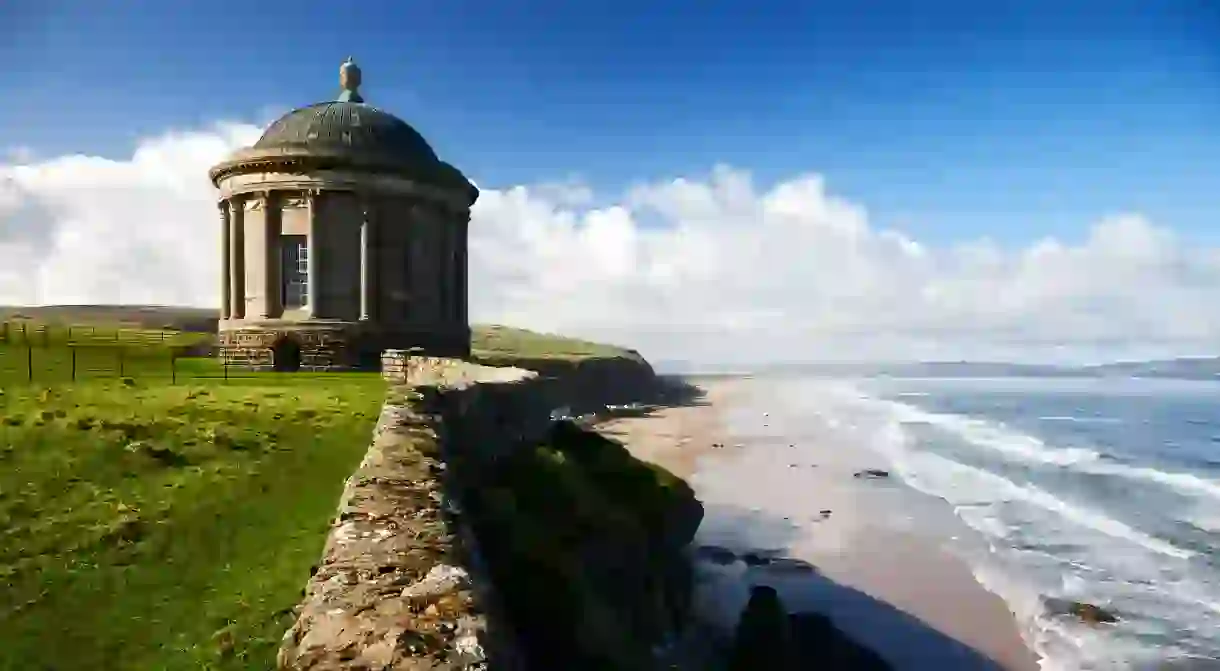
[597,377,1041,671]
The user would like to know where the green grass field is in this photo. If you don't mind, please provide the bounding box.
[0,322,385,670]
[0,313,643,669]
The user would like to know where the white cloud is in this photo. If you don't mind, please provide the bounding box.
[2,121,1218,365]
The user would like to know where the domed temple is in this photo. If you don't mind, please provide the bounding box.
[208,58,477,370]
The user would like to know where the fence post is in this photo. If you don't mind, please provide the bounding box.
[171,351,177,384]
[224,357,229,381]
[118,347,125,378]
[26,345,32,382]
[71,346,77,381]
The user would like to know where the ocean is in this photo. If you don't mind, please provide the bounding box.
[687,374,1220,670]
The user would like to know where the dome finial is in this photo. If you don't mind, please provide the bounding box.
[338,57,364,103]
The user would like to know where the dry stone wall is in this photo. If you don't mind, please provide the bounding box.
[279,350,692,670]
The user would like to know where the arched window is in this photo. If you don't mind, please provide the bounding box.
[281,235,309,308]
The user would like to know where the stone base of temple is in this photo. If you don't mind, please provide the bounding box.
[218,320,471,372]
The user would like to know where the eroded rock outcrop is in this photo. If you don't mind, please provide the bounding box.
[725,585,893,671]
[456,419,703,669]
[727,586,793,670]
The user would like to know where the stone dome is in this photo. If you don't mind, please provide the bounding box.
[209,57,477,205]
[254,101,439,164]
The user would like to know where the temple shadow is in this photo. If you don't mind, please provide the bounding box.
[690,502,1013,671]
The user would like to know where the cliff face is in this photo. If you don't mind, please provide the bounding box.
[277,351,703,670]
[469,326,663,416]
[459,419,702,669]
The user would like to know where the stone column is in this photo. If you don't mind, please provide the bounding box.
[220,201,231,319]
[306,191,321,318]
[359,202,378,321]
[449,221,460,323]
[458,213,469,326]
[450,220,461,323]
[437,218,451,324]
[230,197,246,320]
[369,207,380,321]
[403,203,419,323]
[263,192,282,319]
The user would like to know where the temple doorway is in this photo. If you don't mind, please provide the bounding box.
[271,337,302,372]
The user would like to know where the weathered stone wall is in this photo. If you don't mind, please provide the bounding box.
[216,173,472,359]
[219,326,470,372]
[219,325,358,371]
[278,352,700,670]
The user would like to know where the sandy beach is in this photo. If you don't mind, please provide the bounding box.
[598,377,1041,671]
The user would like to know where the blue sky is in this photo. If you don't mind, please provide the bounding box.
[3,0,1218,246]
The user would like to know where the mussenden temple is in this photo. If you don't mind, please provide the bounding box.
[208,58,478,371]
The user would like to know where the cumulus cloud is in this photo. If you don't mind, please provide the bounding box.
[2,122,1218,365]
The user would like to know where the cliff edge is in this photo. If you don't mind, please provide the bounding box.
[277,334,705,670]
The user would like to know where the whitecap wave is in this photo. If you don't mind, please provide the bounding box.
[887,446,1193,560]
[717,377,1220,666]
[885,399,1220,502]
[848,387,1220,666]
[1038,415,1123,424]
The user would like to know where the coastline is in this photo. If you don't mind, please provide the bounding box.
[598,376,1041,671]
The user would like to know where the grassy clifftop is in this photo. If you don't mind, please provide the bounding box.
[0,376,384,670]
[0,307,660,669]
[471,324,645,364]
[0,305,644,363]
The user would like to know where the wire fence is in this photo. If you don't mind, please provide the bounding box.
[0,321,251,385]
[0,322,387,387]
[0,343,271,385]
[0,321,189,346]
[4,346,197,383]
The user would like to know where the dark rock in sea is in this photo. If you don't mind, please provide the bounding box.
[741,550,781,567]
[727,585,792,671]
[853,468,891,479]
[695,544,738,565]
[766,557,817,574]
[1044,597,1120,625]
[736,551,766,568]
